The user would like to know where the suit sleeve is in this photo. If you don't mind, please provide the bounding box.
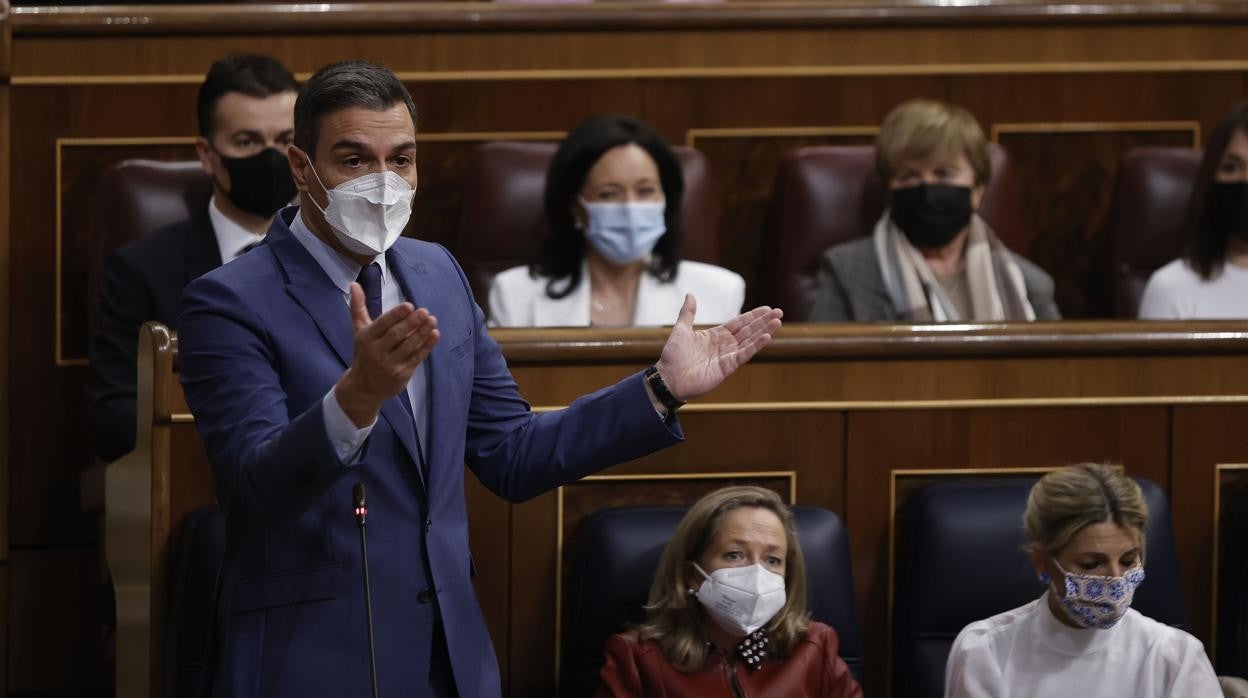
[178,273,348,525]
[809,250,852,322]
[86,248,151,462]
[597,634,644,698]
[442,248,682,502]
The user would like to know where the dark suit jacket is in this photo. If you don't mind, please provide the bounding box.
[86,214,221,462]
[808,237,1062,322]
[178,208,684,697]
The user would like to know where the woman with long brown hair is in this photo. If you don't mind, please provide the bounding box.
[597,486,862,697]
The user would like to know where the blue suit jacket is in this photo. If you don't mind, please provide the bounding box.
[178,208,683,697]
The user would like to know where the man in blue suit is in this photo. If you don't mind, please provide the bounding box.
[178,60,783,698]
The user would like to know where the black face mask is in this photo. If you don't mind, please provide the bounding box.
[215,147,297,219]
[1208,181,1248,241]
[889,183,974,249]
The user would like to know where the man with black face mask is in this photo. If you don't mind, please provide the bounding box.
[86,53,298,462]
[809,100,1060,323]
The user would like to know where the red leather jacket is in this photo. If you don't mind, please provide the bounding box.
[597,621,864,698]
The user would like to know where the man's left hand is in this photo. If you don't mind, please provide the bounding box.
[652,294,783,405]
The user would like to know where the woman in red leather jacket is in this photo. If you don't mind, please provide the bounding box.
[597,486,863,697]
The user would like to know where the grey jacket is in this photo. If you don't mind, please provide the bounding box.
[808,237,1061,322]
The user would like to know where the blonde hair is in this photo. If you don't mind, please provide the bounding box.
[1023,463,1150,560]
[636,486,810,673]
[875,99,991,186]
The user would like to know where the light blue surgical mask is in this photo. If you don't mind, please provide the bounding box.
[579,199,667,265]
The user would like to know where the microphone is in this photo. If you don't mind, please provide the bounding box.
[354,483,380,698]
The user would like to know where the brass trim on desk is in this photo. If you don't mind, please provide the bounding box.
[15,61,1248,87]
[991,120,1202,147]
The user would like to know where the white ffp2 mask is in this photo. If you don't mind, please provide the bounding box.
[307,160,415,256]
[693,562,786,636]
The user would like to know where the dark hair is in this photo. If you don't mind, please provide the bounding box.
[1185,100,1248,279]
[294,60,418,156]
[534,114,684,299]
[196,54,298,139]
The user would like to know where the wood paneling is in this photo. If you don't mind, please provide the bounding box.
[1215,464,1248,668]
[691,130,877,307]
[1170,406,1248,651]
[8,549,103,693]
[996,126,1199,318]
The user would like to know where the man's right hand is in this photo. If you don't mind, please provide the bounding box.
[335,281,440,428]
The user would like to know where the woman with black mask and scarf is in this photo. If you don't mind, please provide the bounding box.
[1139,101,1248,319]
[808,99,1060,322]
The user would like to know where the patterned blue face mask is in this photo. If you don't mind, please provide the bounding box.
[1046,560,1145,630]
[579,199,667,266]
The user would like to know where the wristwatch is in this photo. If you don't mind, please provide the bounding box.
[644,364,686,412]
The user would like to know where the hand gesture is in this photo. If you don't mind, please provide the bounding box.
[655,294,783,403]
[335,282,440,427]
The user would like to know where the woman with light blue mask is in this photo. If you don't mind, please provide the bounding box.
[945,463,1221,697]
[488,114,745,327]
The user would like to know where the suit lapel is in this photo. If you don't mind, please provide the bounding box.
[386,244,435,491]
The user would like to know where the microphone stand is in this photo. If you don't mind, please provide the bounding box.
[354,483,380,698]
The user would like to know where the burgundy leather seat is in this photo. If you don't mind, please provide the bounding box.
[456,141,721,315]
[87,159,212,335]
[1106,147,1203,318]
[763,144,1024,321]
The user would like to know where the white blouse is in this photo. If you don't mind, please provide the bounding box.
[1138,258,1248,319]
[945,593,1221,698]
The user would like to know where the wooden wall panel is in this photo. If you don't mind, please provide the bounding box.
[1215,464,1248,669]
[995,126,1199,318]
[8,549,103,693]
[845,406,1169,696]
[690,131,876,307]
[1170,405,1248,653]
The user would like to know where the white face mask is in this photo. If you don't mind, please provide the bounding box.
[579,199,667,265]
[306,158,415,256]
[693,562,787,636]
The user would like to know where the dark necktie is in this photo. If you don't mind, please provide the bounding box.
[355,263,421,465]
[357,263,385,321]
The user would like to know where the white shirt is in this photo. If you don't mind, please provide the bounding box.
[288,210,430,465]
[487,260,745,327]
[945,593,1221,698]
[1138,257,1248,319]
[207,195,265,263]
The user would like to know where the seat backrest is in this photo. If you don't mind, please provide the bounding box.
[88,160,213,334]
[164,505,226,698]
[1107,146,1203,318]
[562,505,862,697]
[764,144,1024,320]
[456,141,721,314]
[894,476,1187,698]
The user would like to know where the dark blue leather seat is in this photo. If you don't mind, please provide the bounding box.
[894,476,1188,698]
[165,505,226,698]
[562,505,862,697]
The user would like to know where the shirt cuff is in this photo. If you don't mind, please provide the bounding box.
[323,387,374,465]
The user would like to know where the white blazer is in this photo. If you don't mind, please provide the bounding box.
[488,260,745,327]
